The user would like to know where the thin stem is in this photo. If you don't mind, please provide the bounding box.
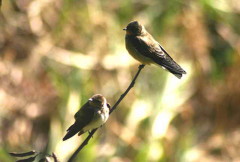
[68,129,97,162]
[68,64,145,162]
[110,64,145,114]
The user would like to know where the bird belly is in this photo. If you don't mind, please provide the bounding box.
[82,110,109,132]
[125,38,152,65]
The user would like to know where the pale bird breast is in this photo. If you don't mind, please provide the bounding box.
[125,36,152,64]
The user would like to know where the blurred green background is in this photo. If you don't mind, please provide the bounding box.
[1,0,240,161]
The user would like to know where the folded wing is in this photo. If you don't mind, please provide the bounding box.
[63,103,94,141]
[129,35,186,78]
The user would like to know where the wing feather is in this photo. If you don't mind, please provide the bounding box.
[63,102,95,141]
[128,35,186,78]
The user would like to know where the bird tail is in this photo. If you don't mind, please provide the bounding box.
[63,122,81,141]
[157,44,186,79]
[165,67,186,79]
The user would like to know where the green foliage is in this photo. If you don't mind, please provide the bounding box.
[1,0,240,161]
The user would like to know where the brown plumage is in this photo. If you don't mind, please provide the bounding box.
[63,94,110,141]
[124,21,186,79]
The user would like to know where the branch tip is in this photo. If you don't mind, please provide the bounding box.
[68,65,145,161]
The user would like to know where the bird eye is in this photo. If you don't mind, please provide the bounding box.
[94,100,101,104]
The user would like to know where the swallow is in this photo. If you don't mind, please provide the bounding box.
[124,21,186,79]
[63,94,110,141]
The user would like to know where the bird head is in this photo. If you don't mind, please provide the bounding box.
[88,94,106,108]
[123,21,143,36]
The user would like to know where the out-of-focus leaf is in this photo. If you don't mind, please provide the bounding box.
[9,151,36,157]
[16,155,37,162]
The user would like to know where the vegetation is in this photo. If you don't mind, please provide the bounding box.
[0,0,240,161]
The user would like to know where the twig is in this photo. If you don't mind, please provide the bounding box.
[68,64,145,162]
[109,64,145,114]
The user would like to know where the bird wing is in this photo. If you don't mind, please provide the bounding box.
[107,103,111,110]
[63,102,95,141]
[129,35,186,78]
[158,44,186,73]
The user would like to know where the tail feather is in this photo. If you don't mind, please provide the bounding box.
[157,44,186,78]
[63,123,81,141]
[166,67,184,79]
[160,64,186,79]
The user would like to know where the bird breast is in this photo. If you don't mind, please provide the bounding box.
[98,107,109,123]
[125,35,152,64]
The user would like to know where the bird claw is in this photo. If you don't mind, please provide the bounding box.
[88,131,94,138]
[139,64,145,69]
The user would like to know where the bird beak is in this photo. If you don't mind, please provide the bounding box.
[123,28,127,31]
[88,98,93,102]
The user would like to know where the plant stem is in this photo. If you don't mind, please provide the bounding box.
[68,64,145,162]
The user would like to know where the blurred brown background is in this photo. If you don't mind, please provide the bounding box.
[0,0,240,161]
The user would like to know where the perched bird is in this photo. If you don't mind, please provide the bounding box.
[124,21,186,79]
[63,94,110,141]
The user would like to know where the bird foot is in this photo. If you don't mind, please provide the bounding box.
[139,64,145,69]
[88,131,94,138]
